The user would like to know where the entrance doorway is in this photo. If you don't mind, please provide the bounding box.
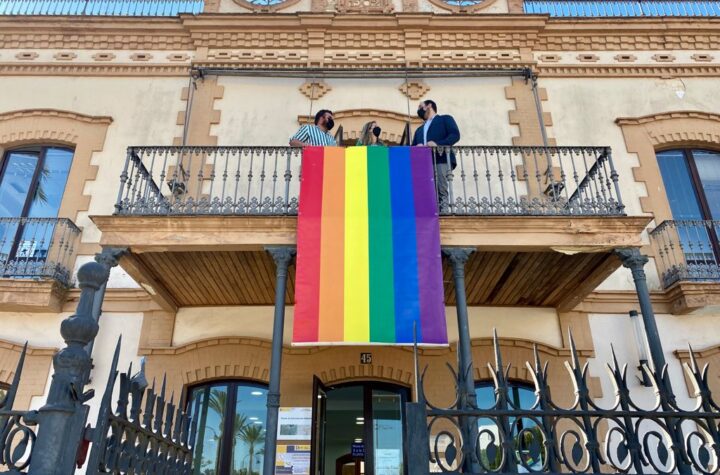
[311,379,408,475]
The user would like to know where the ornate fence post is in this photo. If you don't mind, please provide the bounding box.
[442,247,480,472]
[615,247,692,474]
[28,261,110,475]
[263,246,296,475]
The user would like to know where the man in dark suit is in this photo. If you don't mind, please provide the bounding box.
[412,99,460,211]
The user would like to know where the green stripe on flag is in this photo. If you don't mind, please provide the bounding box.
[367,146,396,343]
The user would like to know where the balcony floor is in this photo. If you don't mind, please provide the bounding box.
[92,215,650,312]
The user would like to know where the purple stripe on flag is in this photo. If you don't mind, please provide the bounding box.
[410,147,447,344]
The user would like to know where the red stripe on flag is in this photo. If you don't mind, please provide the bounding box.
[293,147,324,342]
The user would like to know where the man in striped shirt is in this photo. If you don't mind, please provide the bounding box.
[289,109,337,146]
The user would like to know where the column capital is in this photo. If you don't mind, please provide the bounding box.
[615,248,649,278]
[266,246,296,268]
[95,247,128,270]
[442,247,475,266]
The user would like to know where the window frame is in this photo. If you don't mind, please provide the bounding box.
[657,148,720,262]
[185,379,269,475]
[0,145,75,269]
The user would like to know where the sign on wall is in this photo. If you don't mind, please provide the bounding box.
[276,444,311,475]
[278,407,312,440]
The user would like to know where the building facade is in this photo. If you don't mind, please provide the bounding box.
[0,0,720,473]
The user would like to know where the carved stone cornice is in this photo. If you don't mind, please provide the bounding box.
[0,63,190,77]
[0,109,112,125]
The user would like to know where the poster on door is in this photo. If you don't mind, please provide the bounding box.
[276,444,311,475]
[278,407,312,440]
[374,449,402,475]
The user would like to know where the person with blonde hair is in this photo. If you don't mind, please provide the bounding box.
[356,120,384,146]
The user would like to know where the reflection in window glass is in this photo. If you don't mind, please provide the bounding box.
[187,381,268,475]
[475,382,543,473]
[188,384,229,475]
[656,149,720,267]
[232,385,268,475]
[694,150,720,220]
[0,147,74,265]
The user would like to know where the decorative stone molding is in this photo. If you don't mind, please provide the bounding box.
[167,53,190,62]
[504,78,555,197]
[692,53,714,62]
[0,279,68,313]
[15,51,38,60]
[2,16,720,55]
[130,52,153,61]
[0,109,112,244]
[538,54,561,62]
[577,53,600,62]
[0,338,56,410]
[141,335,600,408]
[616,111,720,223]
[536,64,720,78]
[53,52,77,61]
[173,76,224,147]
[0,63,190,77]
[92,52,116,61]
[399,81,430,100]
[299,80,331,100]
[297,109,421,144]
[652,53,676,63]
[402,0,419,12]
[336,0,393,13]
[614,53,637,62]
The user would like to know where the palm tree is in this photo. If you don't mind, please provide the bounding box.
[238,424,265,475]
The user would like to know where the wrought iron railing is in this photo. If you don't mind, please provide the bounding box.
[0,217,81,286]
[407,332,720,474]
[524,0,720,16]
[114,145,624,217]
[649,219,720,288]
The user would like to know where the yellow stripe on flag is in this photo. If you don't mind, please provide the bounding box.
[344,146,370,342]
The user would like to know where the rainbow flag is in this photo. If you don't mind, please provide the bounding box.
[293,146,447,345]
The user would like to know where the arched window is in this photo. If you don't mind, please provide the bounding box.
[475,381,544,472]
[186,381,268,475]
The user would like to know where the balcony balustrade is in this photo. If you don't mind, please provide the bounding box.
[114,145,624,217]
[0,217,81,287]
[650,219,720,288]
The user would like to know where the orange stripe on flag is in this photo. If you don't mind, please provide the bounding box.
[317,147,345,342]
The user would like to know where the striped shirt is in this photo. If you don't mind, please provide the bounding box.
[290,124,337,146]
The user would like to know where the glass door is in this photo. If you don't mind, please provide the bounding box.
[311,380,408,475]
[370,389,405,475]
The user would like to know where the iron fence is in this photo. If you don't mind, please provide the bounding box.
[114,145,624,217]
[0,259,197,475]
[407,332,720,474]
[0,217,81,287]
[649,219,720,288]
[85,343,196,474]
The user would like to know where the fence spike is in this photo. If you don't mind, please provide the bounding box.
[1,341,28,410]
[568,328,581,371]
